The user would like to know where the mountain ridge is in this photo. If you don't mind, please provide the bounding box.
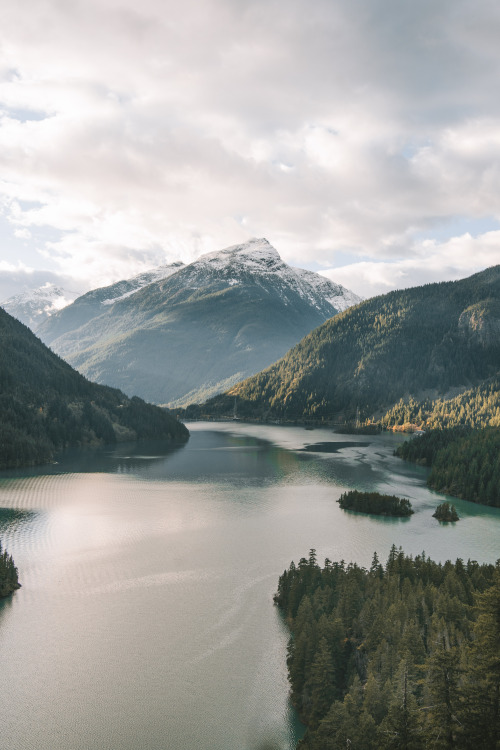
[199,264,500,421]
[36,238,362,406]
[1,283,80,329]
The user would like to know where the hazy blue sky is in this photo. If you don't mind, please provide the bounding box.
[1,0,500,301]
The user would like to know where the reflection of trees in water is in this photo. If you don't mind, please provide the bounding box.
[56,439,189,475]
[0,507,37,532]
[0,439,188,478]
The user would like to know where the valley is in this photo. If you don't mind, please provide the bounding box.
[0,246,499,750]
[31,239,361,406]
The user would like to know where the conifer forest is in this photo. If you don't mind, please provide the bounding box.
[274,548,500,749]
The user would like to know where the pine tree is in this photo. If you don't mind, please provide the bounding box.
[379,660,423,749]
[460,568,500,747]
[423,642,461,748]
[305,637,337,726]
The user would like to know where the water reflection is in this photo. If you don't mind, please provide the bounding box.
[0,424,498,750]
[0,506,37,531]
[0,438,188,479]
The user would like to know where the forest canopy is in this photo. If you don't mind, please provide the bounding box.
[337,491,413,517]
[274,548,500,749]
[396,427,500,508]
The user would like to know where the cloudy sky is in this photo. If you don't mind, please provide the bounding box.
[1,0,500,302]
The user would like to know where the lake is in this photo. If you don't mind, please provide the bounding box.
[0,423,499,750]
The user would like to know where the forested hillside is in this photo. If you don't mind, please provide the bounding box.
[201,266,500,421]
[396,427,500,507]
[380,377,500,430]
[275,549,500,749]
[0,308,188,469]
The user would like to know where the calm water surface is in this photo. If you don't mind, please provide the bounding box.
[0,423,499,750]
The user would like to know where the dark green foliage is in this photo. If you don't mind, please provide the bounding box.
[395,427,469,466]
[274,548,499,749]
[0,540,20,597]
[461,571,500,747]
[338,491,413,516]
[397,427,500,507]
[433,502,460,522]
[202,265,500,421]
[0,308,188,469]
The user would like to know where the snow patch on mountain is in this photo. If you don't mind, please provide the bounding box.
[196,237,282,273]
[101,262,184,305]
[190,238,362,314]
[1,283,80,329]
[293,268,362,312]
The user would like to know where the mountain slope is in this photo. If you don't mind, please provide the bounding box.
[203,265,500,421]
[0,308,188,469]
[37,239,361,405]
[34,261,184,342]
[1,284,79,329]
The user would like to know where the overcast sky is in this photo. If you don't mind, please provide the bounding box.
[1,0,500,302]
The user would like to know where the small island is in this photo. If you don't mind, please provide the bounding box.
[433,501,460,522]
[0,541,21,598]
[337,490,413,516]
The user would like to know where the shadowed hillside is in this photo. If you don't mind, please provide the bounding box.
[0,308,188,469]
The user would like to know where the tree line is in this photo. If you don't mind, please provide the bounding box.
[396,427,500,508]
[337,491,413,517]
[380,378,500,431]
[274,547,499,749]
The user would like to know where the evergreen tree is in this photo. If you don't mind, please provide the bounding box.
[0,541,20,597]
[275,550,498,749]
[379,660,423,750]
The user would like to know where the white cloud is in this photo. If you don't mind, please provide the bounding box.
[13,227,31,239]
[0,0,500,289]
[0,264,84,304]
[322,231,500,298]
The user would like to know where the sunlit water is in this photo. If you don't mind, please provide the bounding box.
[0,423,499,750]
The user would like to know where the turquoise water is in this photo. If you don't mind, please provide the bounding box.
[0,423,498,750]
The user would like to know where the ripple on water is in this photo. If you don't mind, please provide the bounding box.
[0,426,498,750]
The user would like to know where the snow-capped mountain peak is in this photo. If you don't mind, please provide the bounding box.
[195,238,281,272]
[187,238,362,314]
[1,283,80,329]
[36,236,362,407]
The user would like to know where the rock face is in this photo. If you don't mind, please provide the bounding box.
[37,239,362,405]
[458,298,500,348]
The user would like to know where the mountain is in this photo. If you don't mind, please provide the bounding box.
[37,239,361,405]
[30,262,185,341]
[0,307,188,469]
[201,265,500,421]
[1,283,79,329]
